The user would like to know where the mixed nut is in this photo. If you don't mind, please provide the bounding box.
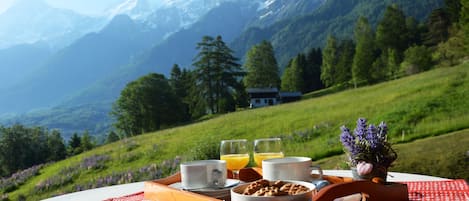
[242,179,310,196]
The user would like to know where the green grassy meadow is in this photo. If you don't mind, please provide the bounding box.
[5,63,469,200]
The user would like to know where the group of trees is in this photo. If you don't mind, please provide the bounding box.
[111,73,186,136]
[112,36,325,137]
[281,48,323,93]
[112,36,324,137]
[433,0,468,66]
[242,40,324,93]
[321,1,466,88]
[0,124,107,177]
[0,125,67,176]
[67,131,101,156]
[112,36,246,136]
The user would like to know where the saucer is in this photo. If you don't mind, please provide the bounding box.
[169,179,240,200]
[169,179,240,191]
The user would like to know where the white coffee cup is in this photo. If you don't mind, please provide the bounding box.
[262,157,323,182]
[180,160,227,189]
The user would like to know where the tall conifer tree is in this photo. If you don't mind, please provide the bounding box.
[243,40,280,88]
[193,36,216,113]
[376,4,409,61]
[193,35,243,114]
[424,8,451,46]
[305,48,323,92]
[321,35,339,87]
[461,0,469,53]
[281,54,305,92]
[47,130,66,161]
[170,64,191,121]
[336,39,355,85]
[352,16,375,87]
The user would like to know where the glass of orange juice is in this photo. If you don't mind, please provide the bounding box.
[254,138,284,168]
[220,139,250,180]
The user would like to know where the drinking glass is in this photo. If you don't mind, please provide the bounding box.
[220,139,250,180]
[253,138,284,168]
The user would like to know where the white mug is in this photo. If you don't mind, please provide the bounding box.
[262,157,323,181]
[180,160,227,189]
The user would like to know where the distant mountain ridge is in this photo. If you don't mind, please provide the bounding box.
[61,0,260,106]
[0,14,158,113]
[0,0,234,49]
[0,42,52,90]
[0,0,105,49]
[0,0,244,114]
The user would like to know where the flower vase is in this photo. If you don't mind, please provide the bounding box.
[351,166,388,182]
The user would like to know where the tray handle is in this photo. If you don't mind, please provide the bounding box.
[313,181,408,201]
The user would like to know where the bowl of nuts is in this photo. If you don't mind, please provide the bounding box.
[231,179,316,201]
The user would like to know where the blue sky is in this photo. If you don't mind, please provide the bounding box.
[0,0,129,15]
[0,0,15,13]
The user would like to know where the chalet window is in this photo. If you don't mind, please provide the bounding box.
[255,99,260,104]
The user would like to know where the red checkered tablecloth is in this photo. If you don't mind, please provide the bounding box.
[104,191,144,201]
[402,179,468,201]
[105,179,469,201]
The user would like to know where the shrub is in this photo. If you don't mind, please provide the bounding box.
[401,45,433,75]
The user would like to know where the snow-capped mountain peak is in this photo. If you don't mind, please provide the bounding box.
[107,0,153,20]
[250,0,327,28]
[108,0,138,17]
[264,0,277,8]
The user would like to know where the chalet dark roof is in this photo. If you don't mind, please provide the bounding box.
[246,88,279,93]
[279,91,302,97]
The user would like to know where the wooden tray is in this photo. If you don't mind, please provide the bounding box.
[144,168,408,201]
[312,174,408,201]
[144,168,262,201]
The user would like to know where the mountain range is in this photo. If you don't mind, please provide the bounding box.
[0,0,444,139]
[0,0,104,50]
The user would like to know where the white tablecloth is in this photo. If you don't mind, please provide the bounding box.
[41,170,450,201]
[42,182,144,201]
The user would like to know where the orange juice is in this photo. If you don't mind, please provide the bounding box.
[254,152,284,167]
[220,154,250,170]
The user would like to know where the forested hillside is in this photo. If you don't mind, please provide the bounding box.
[231,0,444,69]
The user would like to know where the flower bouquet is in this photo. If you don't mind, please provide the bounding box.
[340,118,397,181]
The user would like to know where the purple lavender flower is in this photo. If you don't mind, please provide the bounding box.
[354,118,367,140]
[366,124,379,150]
[340,126,356,153]
[378,121,388,142]
[340,118,396,168]
[1,164,46,192]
